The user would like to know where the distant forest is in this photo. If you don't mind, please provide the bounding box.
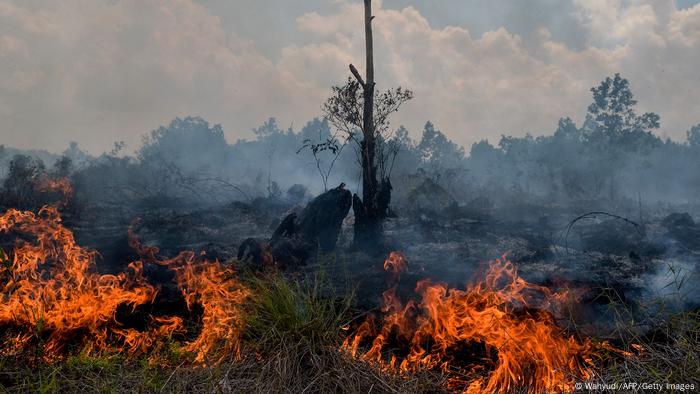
[2,73,699,213]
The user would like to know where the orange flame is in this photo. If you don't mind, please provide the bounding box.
[128,231,251,364]
[383,251,407,275]
[0,198,249,363]
[0,205,157,358]
[343,253,593,393]
[38,177,73,206]
[164,253,250,363]
[41,177,73,197]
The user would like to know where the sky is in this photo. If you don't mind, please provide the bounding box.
[0,0,699,154]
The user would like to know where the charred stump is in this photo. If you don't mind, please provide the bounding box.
[297,185,353,251]
[352,177,392,249]
[377,178,392,218]
[349,0,384,250]
[238,184,351,270]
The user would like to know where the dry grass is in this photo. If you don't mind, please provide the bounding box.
[578,265,700,392]
[588,310,700,390]
[0,351,445,393]
[1,269,699,393]
[0,270,445,394]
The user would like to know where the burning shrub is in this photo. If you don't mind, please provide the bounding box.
[238,272,442,393]
[0,154,78,214]
[168,257,251,363]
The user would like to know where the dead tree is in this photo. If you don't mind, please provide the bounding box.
[322,0,412,248]
[353,0,379,246]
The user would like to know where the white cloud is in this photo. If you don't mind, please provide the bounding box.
[0,0,698,153]
[0,0,321,152]
[670,3,700,44]
[284,2,616,145]
[283,0,700,146]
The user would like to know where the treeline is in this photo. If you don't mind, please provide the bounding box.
[465,75,700,207]
[1,74,699,213]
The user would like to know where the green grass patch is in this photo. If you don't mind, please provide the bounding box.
[244,271,353,352]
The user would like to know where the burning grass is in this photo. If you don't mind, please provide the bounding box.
[0,247,441,393]
[1,200,699,392]
[596,310,700,389]
[0,204,250,363]
[342,253,595,393]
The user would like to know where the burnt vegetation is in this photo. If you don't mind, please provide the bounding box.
[1,1,700,390]
[1,70,700,392]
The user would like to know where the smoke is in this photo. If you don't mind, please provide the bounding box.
[1,74,700,327]
[642,258,700,311]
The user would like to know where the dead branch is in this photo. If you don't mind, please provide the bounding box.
[349,64,365,88]
[560,211,644,254]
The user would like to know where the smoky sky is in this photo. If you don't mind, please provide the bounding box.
[0,0,699,154]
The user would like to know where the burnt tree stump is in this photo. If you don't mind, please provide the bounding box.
[238,184,351,269]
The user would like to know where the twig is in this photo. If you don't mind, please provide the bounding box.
[160,361,185,392]
[560,211,644,255]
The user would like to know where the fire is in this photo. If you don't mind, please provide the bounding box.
[383,251,407,275]
[173,258,250,363]
[129,232,251,364]
[39,177,73,205]
[0,179,601,390]
[0,192,249,363]
[0,205,157,359]
[343,253,594,393]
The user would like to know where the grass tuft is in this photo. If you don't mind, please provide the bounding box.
[245,271,352,351]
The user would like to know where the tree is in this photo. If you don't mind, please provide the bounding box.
[584,73,660,151]
[136,117,234,202]
[377,125,412,181]
[52,156,73,178]
[470,140,498,161]
[297,118,346,191]
[139,116,228,171]
[553,117,582,142]
[1,155,46,209]
[253,118,285,198]
[322,0,413,247]
[416,122,465,172]
[0,145,5,178]
[583,74,661,201]
[687,123,700,147]
[62,141,90,167]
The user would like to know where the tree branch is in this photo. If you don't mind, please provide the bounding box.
[349,64,366,88]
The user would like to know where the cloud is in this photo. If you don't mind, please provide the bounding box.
[670,4,700,45]
[0,0,698,154]
[286,2,614,145]
[284,0,700,146]
[0,0,321,153]
[567,0,700,139]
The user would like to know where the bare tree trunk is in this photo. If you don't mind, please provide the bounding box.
[351,0,382,248]
[362,0,376,208]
